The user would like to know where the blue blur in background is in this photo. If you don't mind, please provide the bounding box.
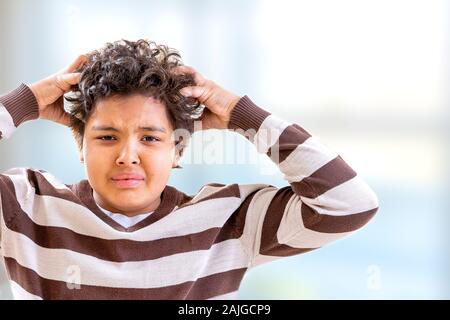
[0,0,448,299]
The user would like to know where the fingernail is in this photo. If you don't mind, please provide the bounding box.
[180,88,191,97]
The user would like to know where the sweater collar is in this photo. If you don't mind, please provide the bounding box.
[75,179,180,232]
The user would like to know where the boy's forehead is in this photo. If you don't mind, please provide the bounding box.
[88,94,172,130]
[94,94,166,112]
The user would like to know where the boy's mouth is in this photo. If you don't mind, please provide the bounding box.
[111,172,145,188]
[111,179,144,188]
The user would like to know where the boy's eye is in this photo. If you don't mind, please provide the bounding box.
[97,136,160,142]
[143,136,160,142]
[98,136,116,141]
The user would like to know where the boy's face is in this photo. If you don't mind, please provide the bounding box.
[80,94,179,216]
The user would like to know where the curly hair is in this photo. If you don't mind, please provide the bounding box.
[65,39,203,159]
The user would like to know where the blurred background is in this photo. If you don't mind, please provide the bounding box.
[0,0,448,299]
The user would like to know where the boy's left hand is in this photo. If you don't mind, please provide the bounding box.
[173,66,241,130]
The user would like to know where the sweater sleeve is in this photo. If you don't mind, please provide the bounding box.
[0,84,39,245]
[228,96,379,267]
[0,84,39,141]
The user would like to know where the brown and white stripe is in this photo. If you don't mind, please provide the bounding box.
[229,96,379,267]
[0,86,379,299]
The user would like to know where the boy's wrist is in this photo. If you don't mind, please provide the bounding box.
[227,95,271,132]
[0,84,40,125]
[28,82,42,109]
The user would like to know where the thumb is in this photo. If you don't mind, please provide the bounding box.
[180,86,208,99]
[58,112,72,127]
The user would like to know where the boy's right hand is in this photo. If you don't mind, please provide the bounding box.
[29,55,87,127]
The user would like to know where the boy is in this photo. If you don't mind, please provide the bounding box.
[0,39,378,299]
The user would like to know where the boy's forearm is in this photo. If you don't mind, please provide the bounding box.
[228,95,378,214]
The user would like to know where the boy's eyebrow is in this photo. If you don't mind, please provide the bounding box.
[91,125,167,133]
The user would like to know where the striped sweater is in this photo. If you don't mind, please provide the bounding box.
[0,84,379,300]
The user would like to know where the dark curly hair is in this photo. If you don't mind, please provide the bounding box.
[65,39,203,159]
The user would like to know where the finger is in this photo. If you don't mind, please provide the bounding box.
[172,65,196,74]
[180,86,208,99]
[56,73,81,92]
[172,65,206,86]
[64,54,88,73]
[62,72,81,84]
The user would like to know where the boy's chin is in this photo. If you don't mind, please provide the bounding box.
[107,197,157,214]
